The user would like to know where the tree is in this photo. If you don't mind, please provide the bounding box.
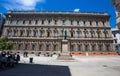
[0,36,15,51]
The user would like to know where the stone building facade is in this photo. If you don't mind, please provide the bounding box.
[2,11,114,54]
[111,28,120,53]
[112,0,120,29]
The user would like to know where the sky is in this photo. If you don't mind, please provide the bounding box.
[0,0,116,28]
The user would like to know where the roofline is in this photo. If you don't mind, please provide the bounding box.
[7,10,109,16]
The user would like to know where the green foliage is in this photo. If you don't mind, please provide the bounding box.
[0,36,15,51]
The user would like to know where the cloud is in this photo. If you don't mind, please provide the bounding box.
[0,0,45,10]
[74,8,80,12]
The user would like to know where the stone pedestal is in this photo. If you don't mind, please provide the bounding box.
[62,40,69,55]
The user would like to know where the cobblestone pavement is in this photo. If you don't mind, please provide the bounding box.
[0,55,120,76]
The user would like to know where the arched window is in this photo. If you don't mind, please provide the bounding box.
[29,20,31,24]
[104,30,108,38]
[97,29,101,38]
[53,45,57,51]
[92,45,96,51]
[77,31,81,38]
[47,32,50,37]
[23,20,25,24]
[77,21,79,25]
[10,20,12,24]
[54,31,58,37]
[84,31,89,38]
[40,31,43,37]
[85,45,88,51]
[14,30,17,37]
[71,45,74,51]
[103,21,105,26]
[46,45,50,51]
[55,20,57,24]
[35,20,38,24]
[32,44,35,50]
[48,20,51,24]
[27,30,30,37]
[90,21,92,25]
[106,44,110,51]
[18,44,21,50]
[20,30,23,36]
[42,20,44,24]
[90,31,95,38]
[71,32,74,37]
[25,44,28,50]
[16,20,19,24]
[70,20,73,25]
[62,20,65,25]
[98,45,102,51]
[33,31,37,37]
[96,21,98,26]
[7,30,11,36]
[83,21,85,25]
[78,45,81,51]
[39,44,42,51]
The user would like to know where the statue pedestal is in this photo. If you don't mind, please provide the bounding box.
[61,40,69,55]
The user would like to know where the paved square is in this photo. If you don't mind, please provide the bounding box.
[0,56,120,76]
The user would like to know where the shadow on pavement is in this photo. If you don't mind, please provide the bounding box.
[0,63,71,76]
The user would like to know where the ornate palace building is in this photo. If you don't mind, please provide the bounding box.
[2,11,114,55]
